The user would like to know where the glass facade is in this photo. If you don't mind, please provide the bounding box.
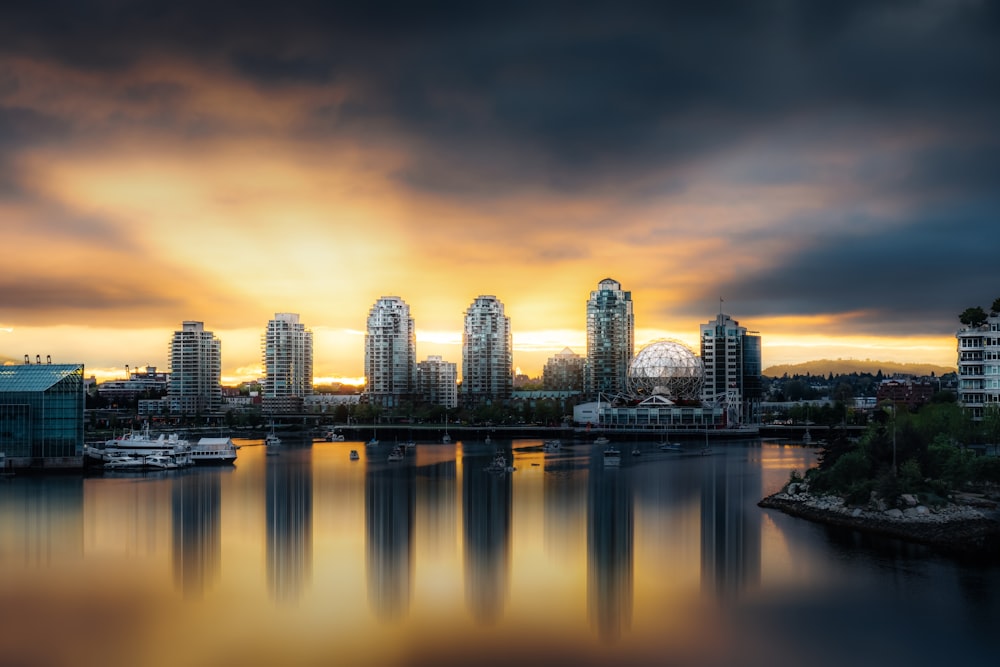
[585,278,634,398]
[0,364,85,459]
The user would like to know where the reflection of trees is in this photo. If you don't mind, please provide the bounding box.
[365,462,416,622]
[266,455,313,604]
[587,461,633,642]
[700,452,761,603]
[172,472,221,598]
[462,453,512,625]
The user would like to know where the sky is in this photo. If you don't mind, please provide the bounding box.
[1,0,998,385]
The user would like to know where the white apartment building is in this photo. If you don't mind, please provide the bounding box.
[168,321,221,414]
[585,277,634,397]
[364,296,416,407]
[417,355,458,409]
[462,295,512,406]
[956,314,1000,420]
[700,312,762,426]
[262,313,313,412]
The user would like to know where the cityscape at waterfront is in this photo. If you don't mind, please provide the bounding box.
[2,2,1000,666]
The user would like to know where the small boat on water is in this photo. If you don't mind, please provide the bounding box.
[349,449,360,461]
[542,439,561,452]
[387,446,404,462]
[265,433,281,447]
[631,447,641,457]
[659,442,682,452]
[603,447,621,467]
[485,453,516,473]
[594,436,610,446]
[325,430,345,442]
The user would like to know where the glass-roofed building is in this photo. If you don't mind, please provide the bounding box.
[0,362,85,470]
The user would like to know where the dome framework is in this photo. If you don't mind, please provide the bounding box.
[627,340,704,400]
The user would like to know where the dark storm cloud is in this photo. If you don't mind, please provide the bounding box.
[1,0,998,337]
[4,1,997,181]
[685,203,1000,334]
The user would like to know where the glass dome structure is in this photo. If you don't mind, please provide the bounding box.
[627,340,704,399]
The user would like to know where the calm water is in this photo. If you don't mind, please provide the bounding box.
[0,438,997,667]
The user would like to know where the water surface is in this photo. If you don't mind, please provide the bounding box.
[0,438,996,667]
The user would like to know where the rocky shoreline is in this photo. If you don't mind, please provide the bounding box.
[759,487,1000,556]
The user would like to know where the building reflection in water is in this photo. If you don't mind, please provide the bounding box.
[266,453,313,604]
[462,450,512,625]
[587,456,634,642]
[416,459,456,560]
[365,459,416,622]
[171,471,221,598]
[700,450,761,603]
[0,477,84,567]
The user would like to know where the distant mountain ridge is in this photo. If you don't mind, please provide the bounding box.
[763,359,955,378]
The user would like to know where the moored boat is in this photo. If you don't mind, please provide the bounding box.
[192,437,238,465]
[603,447,621,467]
[387,446,404,462]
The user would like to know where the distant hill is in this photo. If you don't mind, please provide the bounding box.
[763,359,955,378]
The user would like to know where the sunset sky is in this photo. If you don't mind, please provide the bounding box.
[1,1,998,384]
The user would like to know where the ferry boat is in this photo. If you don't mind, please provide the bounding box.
[192,437,238,465]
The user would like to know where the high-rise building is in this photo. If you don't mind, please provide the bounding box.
[365,296,416,408]
[168,321,222,415]
[585,278,634,397]
[699,311,761,426]
[543,347,585,391]
[462,295,513,406]
[956,313,1000,420]
[262,313,313,413]
[417,355,458,409]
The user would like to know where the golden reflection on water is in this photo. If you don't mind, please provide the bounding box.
[0,439,818,667]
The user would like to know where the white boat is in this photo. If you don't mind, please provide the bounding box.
[387,446,404,462]
[265,433,282,447]
[349,449,360,461]
[403,439,416,449]
[542,439,561,452]
[631,447,641,457]
[367,437,380,446]
[603,447,621,467]
[192,437,238,465]
[145,452,183,470]
[659,442,682,452]
[325,430,345,442]
[593,436,609,446]
[87,425,194,468]
[103,454,144,470]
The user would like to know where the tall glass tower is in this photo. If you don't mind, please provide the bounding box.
[699,311,762,426]
[168,321,222,415]
[262,313,313,411]
[365,296,416,408]
[462,295,512,406]
[585,278,634,397]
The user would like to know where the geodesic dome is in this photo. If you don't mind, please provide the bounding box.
[627,340,704,399]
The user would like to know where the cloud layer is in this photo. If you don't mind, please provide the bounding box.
[1,0,997,377]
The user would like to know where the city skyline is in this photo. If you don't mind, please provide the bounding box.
[2,2,997,383]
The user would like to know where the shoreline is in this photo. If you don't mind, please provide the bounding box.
[759,490,1000,556]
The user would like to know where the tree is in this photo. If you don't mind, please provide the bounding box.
[959,306,988,327]
[992,297,1000,315]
